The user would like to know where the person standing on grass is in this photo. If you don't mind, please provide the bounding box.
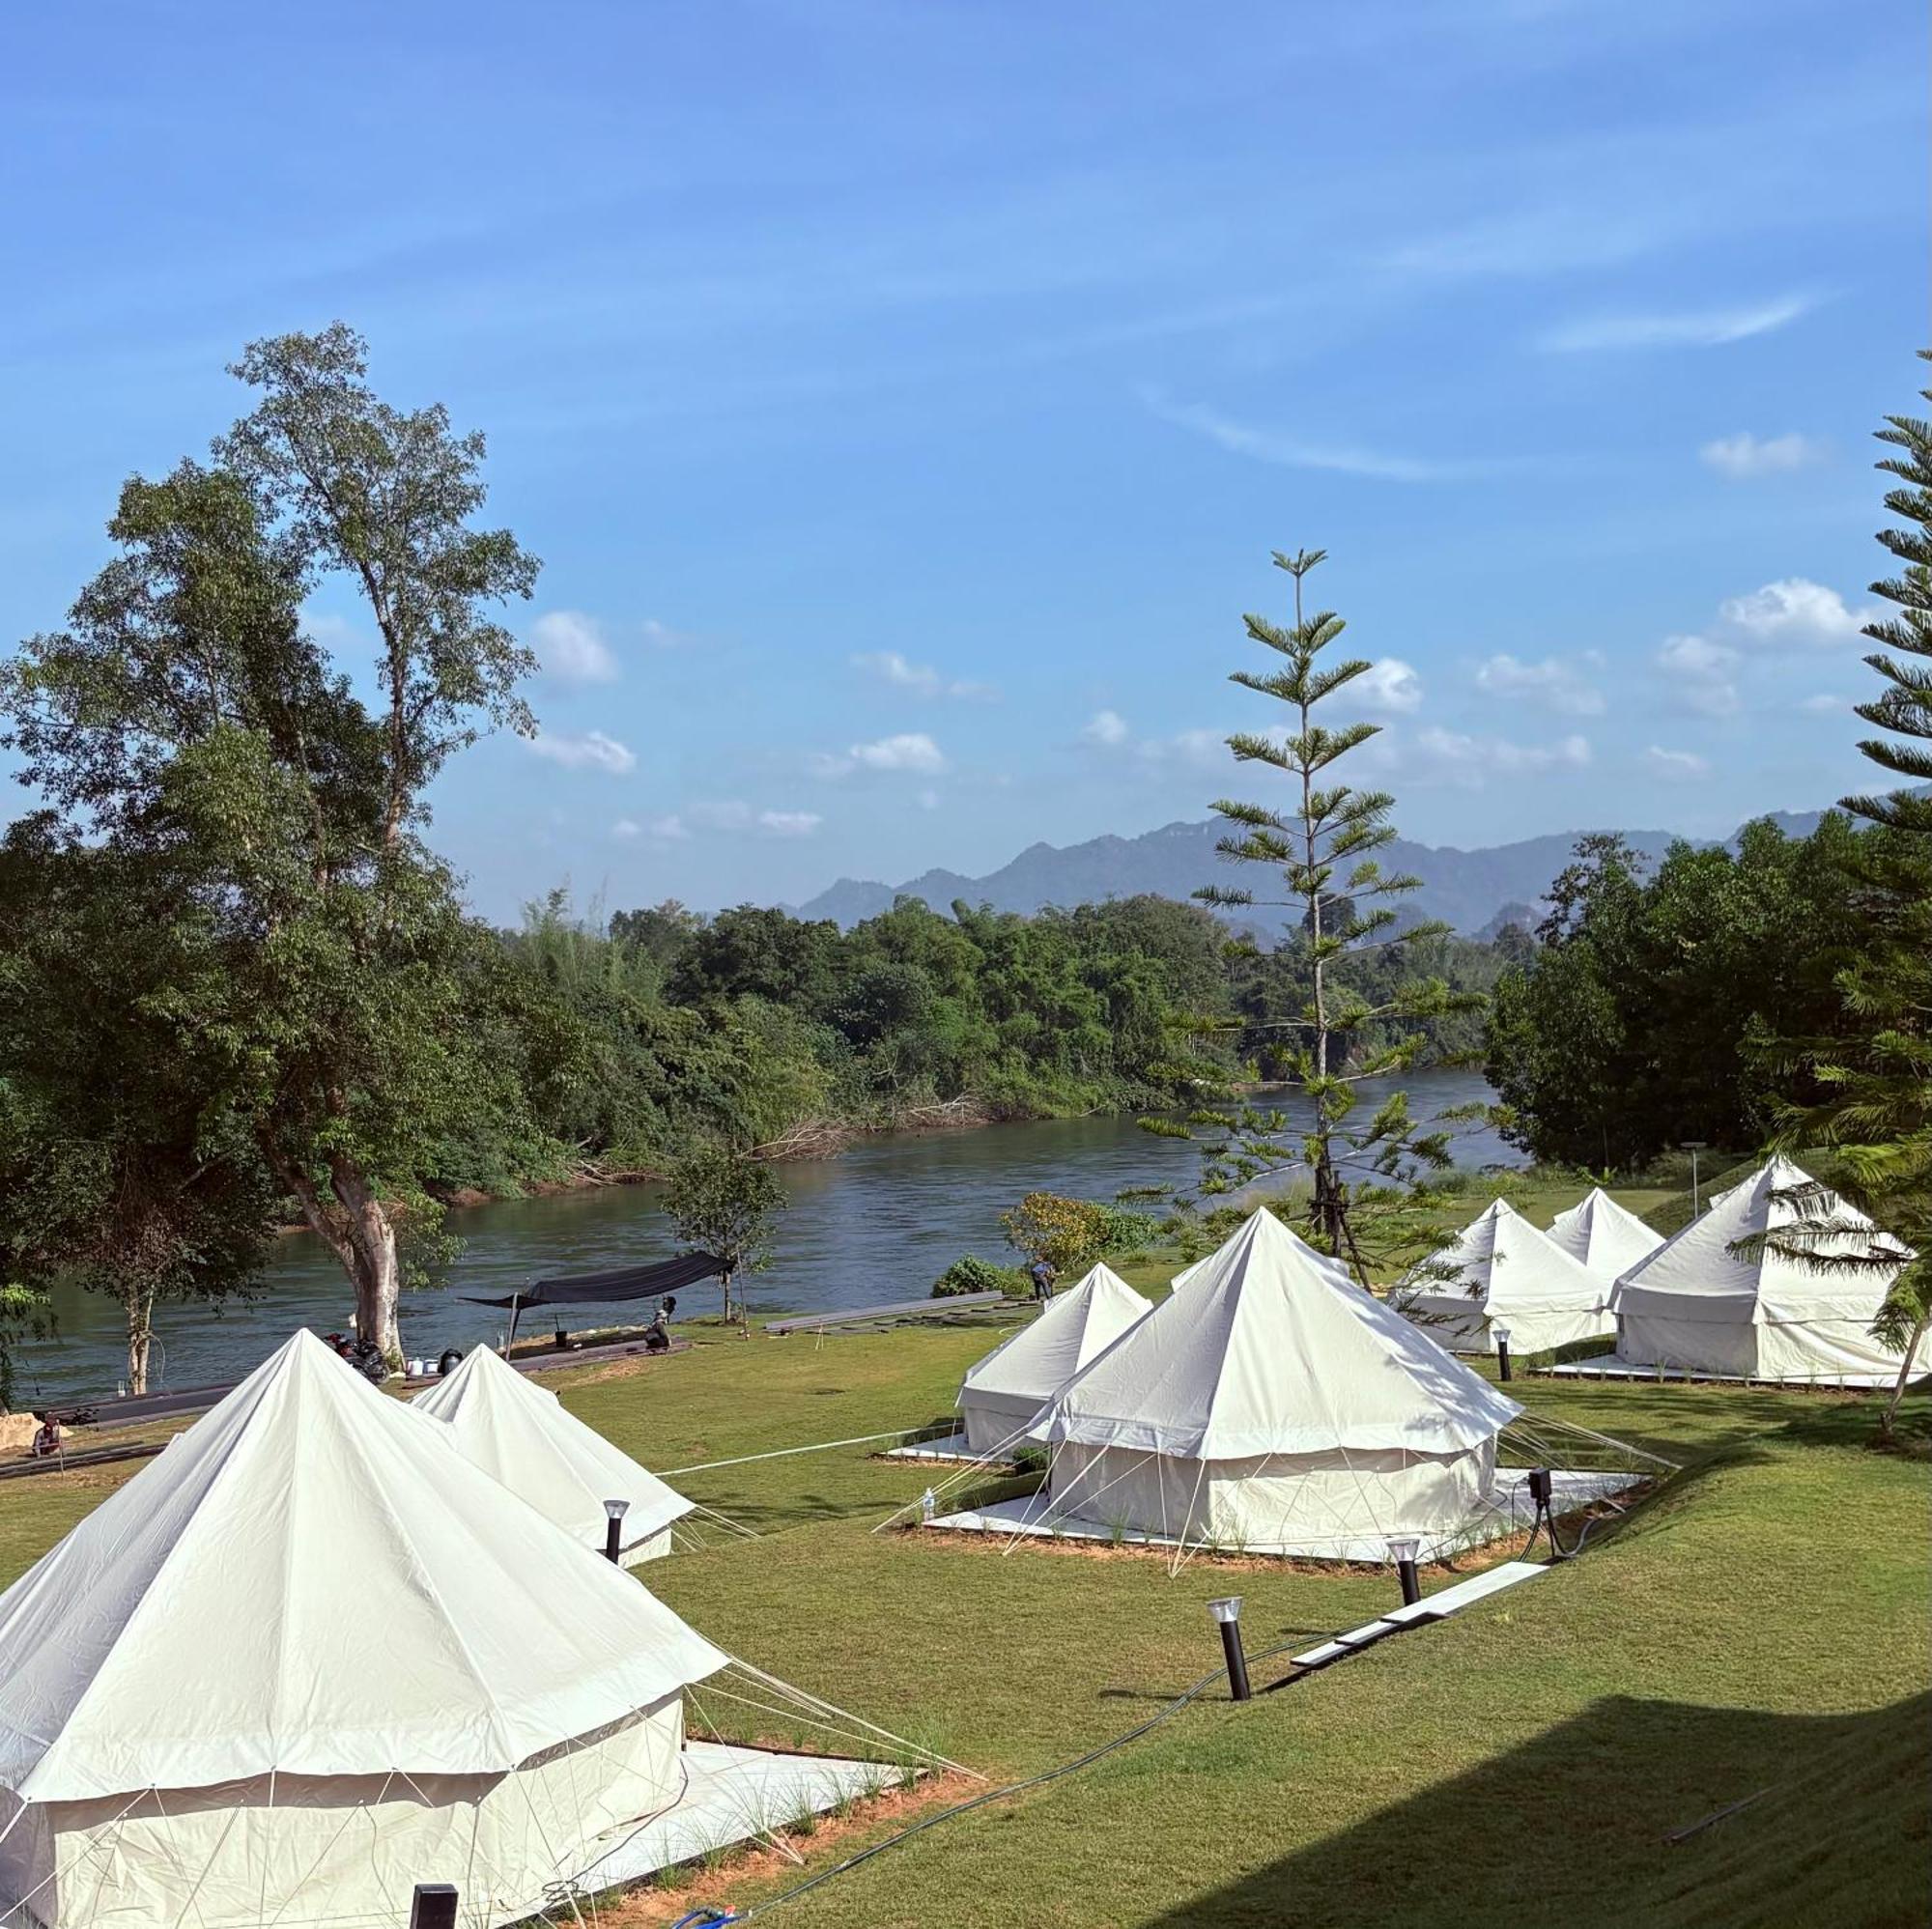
[1029,1256,1056,1303]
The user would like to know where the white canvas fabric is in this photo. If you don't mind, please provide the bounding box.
[1393,1198,1614,1356]
[956,1262,1151,1454]
[1027,1209,1520,1548]
[1547,1187,1664,1285]
[413,1343,693,1565]
[1612,1155,1921,1381]
[0,1330,727,1928]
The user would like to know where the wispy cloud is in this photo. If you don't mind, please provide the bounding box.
[1537,294,1818,354]
[1081,709,1131,746]
[1139,388,1493,484]
[810,732,949,779]
[1404,726,1593,789]
[758,809,822,837]
[851,650,996,700]
[1356,660,1424,715]
[531,610,620,687]
[1475,652,1605,717]
[1700,432,1829,478]
[526,728,637,775]
[1655,633,1743,718]
[1645,745,1711,780]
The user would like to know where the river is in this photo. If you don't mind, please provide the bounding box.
[19,1068,1514,1404]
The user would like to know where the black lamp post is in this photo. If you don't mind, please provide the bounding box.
[1492,1320,1514,1383]
[411,1885,459,1929]
[1388,1535,1423,1608]
[1208,1596,1251,1701]
[603,1497,630,1564]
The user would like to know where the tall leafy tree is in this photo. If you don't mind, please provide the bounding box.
[1155,549,1472,1280]
[660,1145,787,1328]
[0,326,540,1364]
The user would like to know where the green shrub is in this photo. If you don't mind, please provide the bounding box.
[930,1253,1026,1298]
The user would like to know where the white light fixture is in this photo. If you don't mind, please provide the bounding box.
[601,1497,631,1564]
[1206,1596,1243,1625]
[603,1497,631,1521]
[1387,1535,1423,1607]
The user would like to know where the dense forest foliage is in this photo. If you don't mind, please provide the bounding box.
[1482,813,1907,1171]
[459,889,1505,1191]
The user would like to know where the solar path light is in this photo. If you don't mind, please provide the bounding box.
[1208,1596,1252,1701]
[1492,1320,1514,1383]
[1387,1535,1423,1608]
[602,1496,630,1563]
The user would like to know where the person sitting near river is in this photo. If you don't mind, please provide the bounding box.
[28,1412,63,1459]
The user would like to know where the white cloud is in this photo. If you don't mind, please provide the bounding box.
[1081,708,1132,747]
[526,728,637,775]
[1140,388,1487,483]
[1719,577,1865,645]
[639,618,696,649]
[531,610,619,686]
[851,651,996,700]
[1800,692,1850,714]
[1538,294,1817,354]
[1699,432,1828,479]
[812,732,949,778]
[1655,633,1743,718]
[1356,659,1424,715]
[757,809,821,837]
[611,817,643,839]
[646,814,691,840]
[1406,727,1592,789]
[1474,653,1605,717]
[1645,745,1711,780]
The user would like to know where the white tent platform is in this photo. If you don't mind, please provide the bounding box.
[564,1741,885,1902]
[923,1466,1639,1566]
[882,1430,977,1462]
[1540,1357,1899,1389]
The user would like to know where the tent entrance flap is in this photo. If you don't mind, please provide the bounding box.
[464,1251,725,1311]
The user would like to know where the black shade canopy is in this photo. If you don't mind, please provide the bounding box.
[463,1250,726,1311]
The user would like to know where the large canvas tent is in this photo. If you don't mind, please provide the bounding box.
[1547,1187,1664,1285]
[1611,1155,1921,1383]
[414,1342,695,1564]
[0,1331,727,1928]
[955,1262,1151,1455]
[1025,1209,1522,1556]
[1393,1198,1614,1355]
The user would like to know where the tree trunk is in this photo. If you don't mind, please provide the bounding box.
[721,1267,735,1328]
[265,1133,405,1367]
[1879,1310,1929,1441]
[126,1286,156,1398]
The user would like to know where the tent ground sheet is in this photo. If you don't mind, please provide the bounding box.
[1540,1359,1897,1389]
[923,1467,1639,1565]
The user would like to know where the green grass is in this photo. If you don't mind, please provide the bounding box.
[3,1188,1926,1929]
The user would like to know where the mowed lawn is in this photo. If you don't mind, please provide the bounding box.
[1,1186,1925,1928]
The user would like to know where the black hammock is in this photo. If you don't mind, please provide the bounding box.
[462,1249,726,1312]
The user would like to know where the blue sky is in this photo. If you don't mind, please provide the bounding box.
[1,0,1923,922]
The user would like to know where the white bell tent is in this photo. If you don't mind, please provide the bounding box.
[0,1332,951,1928]
[1547,1186,1664,1285]
[955,1262,1151,1455]
[414,1342,697,1564]
[1394,1198,1614,1355]
[1611,1155,1921,1383]
[1021,1209,1523,1559]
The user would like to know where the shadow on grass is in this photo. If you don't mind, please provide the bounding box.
[1142,1691,1932,1929]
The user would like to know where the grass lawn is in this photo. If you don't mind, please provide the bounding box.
[2,1183,1926,1928]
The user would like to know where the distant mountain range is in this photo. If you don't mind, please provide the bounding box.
[791,804,1842,938]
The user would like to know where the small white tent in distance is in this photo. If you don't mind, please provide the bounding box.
[955,1262,1151,1455]
[1548,1186,1664,1285]
[1393,1198,1613,1355]
[0,1331,727,1929]
[414,1341,695,1563]
[1611,1155,1921,1383]
[1027,1209,1522,1557]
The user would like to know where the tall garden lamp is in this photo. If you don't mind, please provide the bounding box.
[1387,1535,1423,1608]
[602,1497,630,1564]
[1208,1596,1251,1702]
[1680,1141,1710,1216]
[1492,1320,1513,1383]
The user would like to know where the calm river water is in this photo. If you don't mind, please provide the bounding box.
[22,1068,1514,1404]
